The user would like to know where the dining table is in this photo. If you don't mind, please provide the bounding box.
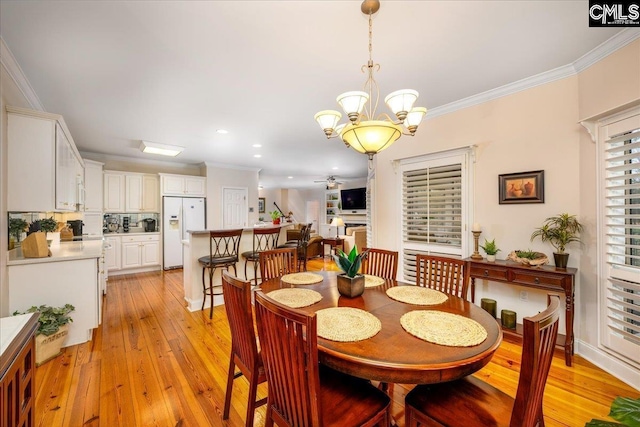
[258,271,503,385]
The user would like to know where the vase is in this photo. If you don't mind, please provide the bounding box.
[35,324,69,366]
[273,218,280,225]
[337,274,365,298]
[486,254,496,262]
[553,252,569,269]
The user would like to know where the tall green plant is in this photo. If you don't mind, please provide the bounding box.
[531,213,583,253]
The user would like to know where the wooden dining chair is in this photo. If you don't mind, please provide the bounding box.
[254,291,391,427]
[278,223,312,271]
[405,294,561,427]
[362,247,398,280]
[242,227,281,286]
[415,254,470,300]
[221,272,267,427]
[259,247,298,284]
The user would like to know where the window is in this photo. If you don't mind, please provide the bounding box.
[399,148,472,282]
[599,108,640,365]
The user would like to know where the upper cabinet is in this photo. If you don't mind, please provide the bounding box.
[7,107,84,212]
[159,173,206,197]
[105,171,159,213]
[83,160,104,212]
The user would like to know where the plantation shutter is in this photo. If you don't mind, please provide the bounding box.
[400,149,470,283]
[600,112,640,364]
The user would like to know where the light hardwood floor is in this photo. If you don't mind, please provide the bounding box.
[35,259,637,426]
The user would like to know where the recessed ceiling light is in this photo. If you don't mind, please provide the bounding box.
[253,154,262,158]
[288,176,293,179]
[139,141,184,157]
[332,166,339,170]
[258,185,263,189]
[252,144,262,148]
[216,129,229,134]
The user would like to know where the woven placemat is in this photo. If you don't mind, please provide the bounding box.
[280,272,324,285]
[266,288,322,308]
[364,274,385,288]
[386,286,448,305]
[400,310,488,347]
[316,307,382,342]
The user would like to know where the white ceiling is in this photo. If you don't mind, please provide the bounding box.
[0,1,623,189]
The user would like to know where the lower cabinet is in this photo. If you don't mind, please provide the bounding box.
[119,235,160,270]
[105,236,121,271]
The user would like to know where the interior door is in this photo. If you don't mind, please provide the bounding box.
[223,187,247,229]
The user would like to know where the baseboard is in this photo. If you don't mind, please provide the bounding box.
[108,265,161,276]
[184,294,225,313]
[576,339,640,391]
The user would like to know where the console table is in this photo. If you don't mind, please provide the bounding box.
[466,258,576,366]
[322,237,344,257]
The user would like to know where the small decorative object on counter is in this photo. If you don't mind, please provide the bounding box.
[21,232,51,258]
[270,210,281,225]
[334,246,369,298]
[13,304,75,366]
[501,309,517,330]
[479,238,500,262]
[480,298,497,319]
[470,223,483,260]
[507,249,548,266]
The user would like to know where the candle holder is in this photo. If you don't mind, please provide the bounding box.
[471,230,483,260]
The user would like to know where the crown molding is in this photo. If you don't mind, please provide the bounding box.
[427,29,639,120]
[573,28,640,73]
[204,161,261,172]
[0,37,44,111]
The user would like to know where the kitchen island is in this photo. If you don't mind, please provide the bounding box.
[182,224,292,312]
[7,240,104,347]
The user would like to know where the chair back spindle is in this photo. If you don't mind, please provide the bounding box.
[259,247,298,283]
[362,248,398,280]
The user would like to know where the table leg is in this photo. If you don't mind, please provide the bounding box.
[470,277,476,304]
[565,291,574,367]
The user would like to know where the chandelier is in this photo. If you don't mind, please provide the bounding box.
[314,0,427,161]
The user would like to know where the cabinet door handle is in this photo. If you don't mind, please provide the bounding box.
[534,277,540,284]
[483,270,489,276]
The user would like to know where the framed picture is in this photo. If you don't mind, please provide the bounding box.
[258,197,265,213]
[498,170,544,204]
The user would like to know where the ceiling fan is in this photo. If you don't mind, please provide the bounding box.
[314,175,343,189]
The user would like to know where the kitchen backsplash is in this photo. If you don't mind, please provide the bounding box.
[103,213,160,234]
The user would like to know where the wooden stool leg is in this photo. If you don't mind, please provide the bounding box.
[201,266,208,311]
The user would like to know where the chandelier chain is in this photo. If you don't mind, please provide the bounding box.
[363,10,379,121]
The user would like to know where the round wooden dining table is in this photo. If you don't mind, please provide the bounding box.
[259,271,503,385]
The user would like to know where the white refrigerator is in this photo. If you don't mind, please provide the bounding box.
[163,196,206,269]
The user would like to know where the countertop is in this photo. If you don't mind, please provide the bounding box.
[8,240,104,266]
[187,223,293,236]
[102,231,160,236]
[0,313,37,357]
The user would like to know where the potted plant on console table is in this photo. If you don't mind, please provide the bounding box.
[530,213,583,268]
[333,246,369,298]
[13,304,75,366]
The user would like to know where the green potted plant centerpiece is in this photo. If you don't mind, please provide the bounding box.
[479,238,500,262]
[14,304,75,366]
[333,246,369,298]
[270,210,281,225]
[530,213,583,268]
[8,217,28,249]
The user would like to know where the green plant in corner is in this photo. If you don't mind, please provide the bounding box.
[585,396,640,426]
[9,217,28,243]
[479,239,500,256]
[333,246,370,278]
[13,304,75,336]
[530,213,583,254]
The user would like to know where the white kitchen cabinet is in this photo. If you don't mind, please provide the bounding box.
[159,173,206,197]
[120,234,160,269]
[7,107,84,212]
[83,160,104,212]
[125,174,143,212]
[105,236,121,271]
[142,175,159,212]
[104,172,125,212]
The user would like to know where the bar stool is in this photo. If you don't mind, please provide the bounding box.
[198,229,243,318]
[278,223,311,271]
[242,227,281,287]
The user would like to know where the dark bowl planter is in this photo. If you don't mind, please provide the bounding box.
[553,252,570,269]
[337,274,365,298]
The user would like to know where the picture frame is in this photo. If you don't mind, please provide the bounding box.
[258,197,265,213]
[498,170,544,204]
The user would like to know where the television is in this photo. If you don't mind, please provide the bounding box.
[340,187,367,211]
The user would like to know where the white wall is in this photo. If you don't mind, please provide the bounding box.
[205,163,259,229]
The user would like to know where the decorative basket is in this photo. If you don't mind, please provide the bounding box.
[35,324,69,366]
[507,250,548,266]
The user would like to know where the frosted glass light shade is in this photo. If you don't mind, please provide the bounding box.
[139,141,184,157]
[384,89,419,119]
[337,91,369,118]
[404,107,427,128]
[314,110,342,133]
[341,120,402,158]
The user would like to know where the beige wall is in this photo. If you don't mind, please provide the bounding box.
[205,163,259,229]
[374,40,640,384]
